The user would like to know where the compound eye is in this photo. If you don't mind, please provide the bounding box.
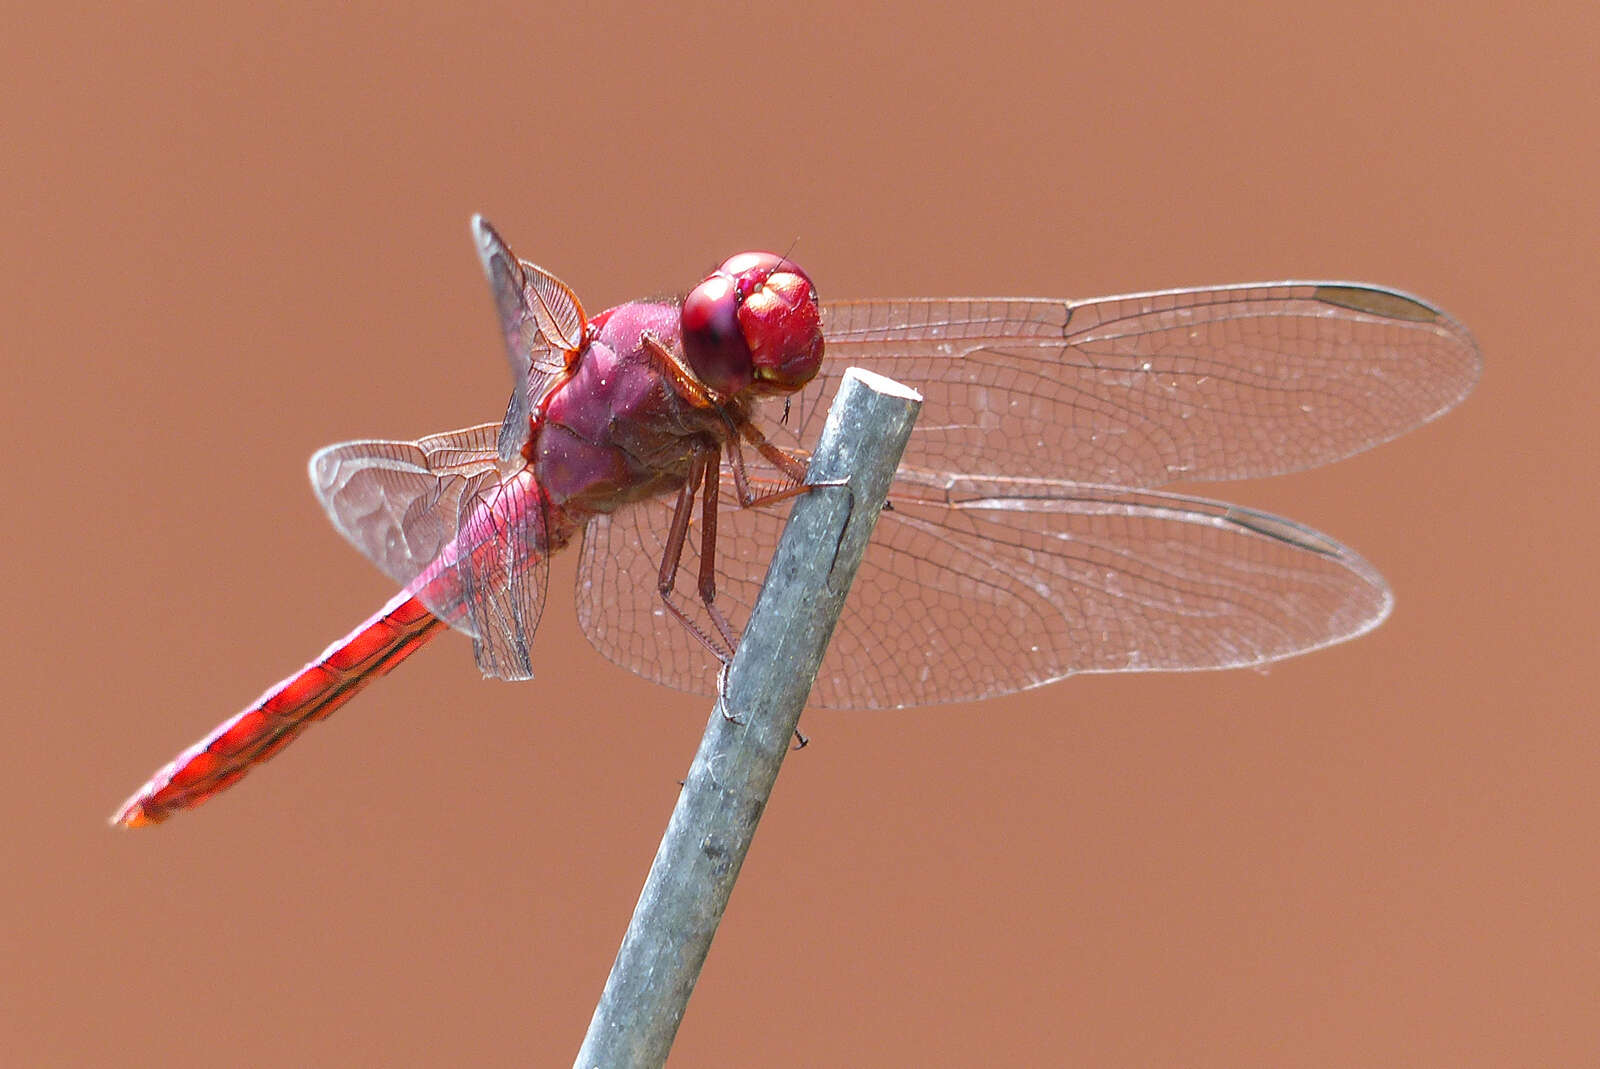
[681,271,753,396]
[736,260,823,396]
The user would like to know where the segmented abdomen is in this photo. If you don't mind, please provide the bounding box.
[112,592,443,826]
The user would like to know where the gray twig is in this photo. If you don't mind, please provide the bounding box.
[574,368,922,1068]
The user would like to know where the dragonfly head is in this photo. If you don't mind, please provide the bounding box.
[681,251,823,398]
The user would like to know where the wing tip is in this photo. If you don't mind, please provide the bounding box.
[471,214,514,277]
[1312,283,1443,323]
[1311,282,1484,398]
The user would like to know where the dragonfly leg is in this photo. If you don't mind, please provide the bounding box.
[691,445,746,658]
[641,332,726,410]
[737,418,810,483]
[700,448,822,746]
[722,423,850,509]
[654,445,823,740]
[642,330,843,508]
[656,450,738,666]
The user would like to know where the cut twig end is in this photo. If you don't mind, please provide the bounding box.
[841,365,924,403]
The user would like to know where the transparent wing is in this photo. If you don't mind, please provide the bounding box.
[310,424,502,587]
[309,423,550,680]
[425,468,550,680]
[769,282,1480,488]
[575,472,1390,708]
[471,215,587,464]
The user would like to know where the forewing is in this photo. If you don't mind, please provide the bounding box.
[310,423,550,679]
[574,473,1390,708]
[472,216,587,464]
[789,283,1480,488]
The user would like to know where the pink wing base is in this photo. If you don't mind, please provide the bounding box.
[112,592,443,827]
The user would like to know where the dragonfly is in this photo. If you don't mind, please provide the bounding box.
[113,217,1481,827]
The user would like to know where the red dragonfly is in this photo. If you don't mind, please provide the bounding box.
[113,218,1480,827]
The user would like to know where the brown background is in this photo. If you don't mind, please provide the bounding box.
[5,2,1595,1065]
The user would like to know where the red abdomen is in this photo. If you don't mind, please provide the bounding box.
[112,592,444,826]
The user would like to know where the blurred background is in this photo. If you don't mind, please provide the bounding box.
[5,2,1595,1065]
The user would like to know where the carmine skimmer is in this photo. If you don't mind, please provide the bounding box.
[112,217,1480,826]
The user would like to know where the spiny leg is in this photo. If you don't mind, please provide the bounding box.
[653,446,810,740]
[697,443,814,746]
[738,417,810,483]
[656,449,736,667]
[641,328,835,509]
[692,445,741,655]
[689,449,752,725]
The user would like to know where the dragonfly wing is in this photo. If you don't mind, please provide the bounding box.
[575,495,750,696]
[310,423,502,587]
[471,216,587,464]
[812,474,1391,707]
[431,468,550,681]
[795,283,1480,488]
[309,423,550,680]
[575,473,1389,708]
